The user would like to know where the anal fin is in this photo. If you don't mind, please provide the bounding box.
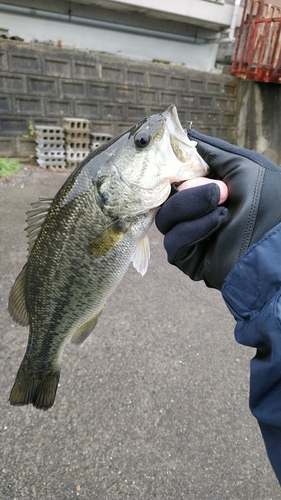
[70,309,103,345]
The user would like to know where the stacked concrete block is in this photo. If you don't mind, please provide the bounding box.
[90,133,113,151]
[63,118,90,168]
[34,126,66,168]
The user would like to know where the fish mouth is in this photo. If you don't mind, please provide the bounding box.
[161,104,209,184]
[163,105,193,163]
[163,105,185,136]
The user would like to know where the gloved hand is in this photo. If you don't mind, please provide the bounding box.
[156,130,281,289]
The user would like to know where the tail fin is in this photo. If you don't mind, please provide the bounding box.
[9,364,60,411]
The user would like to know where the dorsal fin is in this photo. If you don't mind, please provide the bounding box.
[8,264,29,326]
[25,198,53,253]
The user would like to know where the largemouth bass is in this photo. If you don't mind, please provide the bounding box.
[8,105,208,410]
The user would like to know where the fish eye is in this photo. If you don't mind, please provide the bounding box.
[134,131,151,149]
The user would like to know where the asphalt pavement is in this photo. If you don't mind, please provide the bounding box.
[1,167,280,500]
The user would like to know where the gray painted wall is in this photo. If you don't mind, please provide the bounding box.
[0,7,218,73]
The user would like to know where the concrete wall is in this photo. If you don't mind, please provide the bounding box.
[237,80,281,166]
[0,40,238,162]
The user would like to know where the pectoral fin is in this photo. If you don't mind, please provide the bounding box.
[70,309,103,345]
[131,234,150,276]
[89,219,127,258]
[8,264,29,326]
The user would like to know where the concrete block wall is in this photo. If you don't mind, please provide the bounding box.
[0,40,238,160]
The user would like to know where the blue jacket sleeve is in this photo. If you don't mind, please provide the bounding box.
[221,223,281,484]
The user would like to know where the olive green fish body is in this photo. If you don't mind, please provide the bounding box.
[8,105,209,410]
[10,165,155,409]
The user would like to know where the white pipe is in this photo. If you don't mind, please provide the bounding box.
[217,0,242,44]
[228,0,242,42]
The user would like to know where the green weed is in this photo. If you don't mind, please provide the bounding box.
[22,120,35,139]
[0,158,21,177]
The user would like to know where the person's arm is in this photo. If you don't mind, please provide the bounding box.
[222,224,281,483]
[156,131,281,483]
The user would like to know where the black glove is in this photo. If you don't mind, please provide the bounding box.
[156,130,281,289]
